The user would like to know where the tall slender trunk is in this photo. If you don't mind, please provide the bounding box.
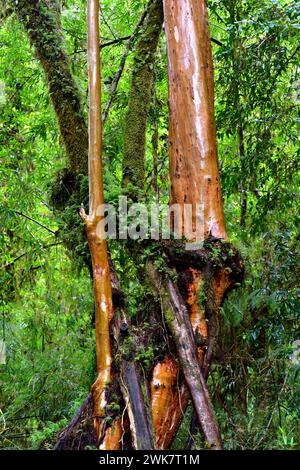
[122,0,164,196]
[80,0,121,447]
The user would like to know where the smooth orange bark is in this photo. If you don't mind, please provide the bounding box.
[99,420,123,450]
[151,356,189,449]
[83,0,120,448]
[164,0,227,241]
[151,0,227,448]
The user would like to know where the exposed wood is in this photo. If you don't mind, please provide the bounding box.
[121,360,155,450]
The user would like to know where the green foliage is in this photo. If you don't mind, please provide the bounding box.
[213,228,300,449]
[0,249,95,449]
[211,0,299,231]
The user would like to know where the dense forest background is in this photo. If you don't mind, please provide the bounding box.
[0,0,299,450]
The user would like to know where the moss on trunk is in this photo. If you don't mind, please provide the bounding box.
[122,0,164,196]
[9,0,88,175]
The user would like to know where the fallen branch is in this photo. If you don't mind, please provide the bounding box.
[121,359,155,450]
[147,262,223,450]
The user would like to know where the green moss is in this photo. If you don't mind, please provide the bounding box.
[107,402,121,414]
[10,0,88,174]
[122,0,164,198]
[197,283,207,307]
[135,345,155,370]
[164,306,175,329]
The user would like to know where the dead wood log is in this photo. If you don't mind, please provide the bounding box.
[121,359,155,450]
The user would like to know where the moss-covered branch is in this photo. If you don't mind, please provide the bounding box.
[122,0,164,195]
[8,0,88,175]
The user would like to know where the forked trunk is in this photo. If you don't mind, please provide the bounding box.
[149,0,242,449]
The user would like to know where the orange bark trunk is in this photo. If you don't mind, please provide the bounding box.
[82,0,121,448]
[165,0,227,241]
[151,356,189,449]
[151,0,227,448]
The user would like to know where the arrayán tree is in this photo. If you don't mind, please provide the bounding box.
[6,0,245,450]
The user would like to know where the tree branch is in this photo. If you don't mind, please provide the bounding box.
[14,210,57,235]
[102,0,155,124]
[147,262,223,450]
[1,242,61,270]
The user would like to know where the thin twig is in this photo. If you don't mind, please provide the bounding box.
[99,4,117,40]
[101,36,131,48]
[13,210,57,235]
[1,242,61,269]
[211,37,224,47]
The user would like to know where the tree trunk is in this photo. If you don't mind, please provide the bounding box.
[164,0,227,241]
[148,0,243,449]
[80,0,119,447]
[122,0,164,196]
[10,0,88,175]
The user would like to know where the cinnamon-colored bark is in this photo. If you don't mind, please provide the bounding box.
[81,0,117,448]
[164,0,227,240]
[151,356,189,449]
[150,0,228,448]
[98,421,123,450]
